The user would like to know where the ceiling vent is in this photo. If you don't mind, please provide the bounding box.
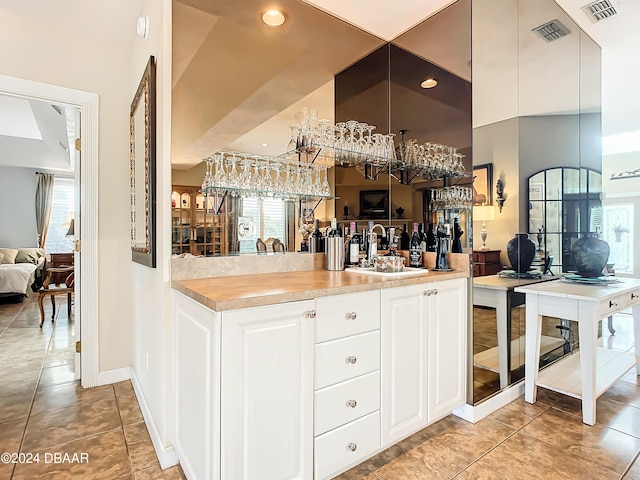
[532,19,571,42]
[582,0,619,22]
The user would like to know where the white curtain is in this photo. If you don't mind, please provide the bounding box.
[35,173,55,248]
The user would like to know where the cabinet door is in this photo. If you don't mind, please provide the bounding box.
[427,278,467,423]
[380,284,428,447]
[174,292,220,480]
[221,300,314,480]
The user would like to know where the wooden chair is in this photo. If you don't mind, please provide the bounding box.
[38,266,74,328]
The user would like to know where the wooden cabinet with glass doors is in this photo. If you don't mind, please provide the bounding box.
[171,186,228,256]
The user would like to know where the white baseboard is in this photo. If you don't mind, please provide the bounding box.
[97,367,131,386]
[452,382,525,423]
[130,369,179,470]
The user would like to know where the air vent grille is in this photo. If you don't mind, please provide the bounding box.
[584,0,618,22]
[532,19,571,42]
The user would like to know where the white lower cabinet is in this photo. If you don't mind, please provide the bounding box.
[221,300,315,480]
[381,278,467,447]
[173,278,466,480]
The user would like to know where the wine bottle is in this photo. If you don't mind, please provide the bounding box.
[310,219,325,253]
[347,221,361,265]
[409,222,422,267]
[399,224,411,250]
[327,217,339,237]
[418,223,427,252]
[426,223,437,252]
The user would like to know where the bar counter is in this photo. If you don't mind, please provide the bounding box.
[172,267,468,311]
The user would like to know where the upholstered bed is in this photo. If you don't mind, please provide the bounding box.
[0,248,46,302]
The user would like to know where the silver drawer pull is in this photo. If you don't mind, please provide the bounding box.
[345,355,357,364]
[609,300,618,308]
[305,310,316,319]
[346,399,357,408]
[347,442,358,452]
[345,312,358,320]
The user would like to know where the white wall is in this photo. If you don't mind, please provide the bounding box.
[0,166,37,247]
[129,0,176,465]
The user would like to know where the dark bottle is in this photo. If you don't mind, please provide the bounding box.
[347,222,361,265]
[409,222,422,267]
[452,218,463,253]
[327,218,340,237]
[310,219,325,253]
[399,224,411,250]
[436,221,451,270]
[418,223,427,252]
[426,223,437,252]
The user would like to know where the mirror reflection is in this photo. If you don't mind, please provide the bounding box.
[471,0,602,403]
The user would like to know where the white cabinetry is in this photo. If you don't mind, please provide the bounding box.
[314,290,381,480]
[221,300,315,480]
[380,278,467,447]
[174,292,220,480]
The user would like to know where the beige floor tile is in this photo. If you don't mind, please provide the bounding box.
[374,418,513,480]
[599,380,640,409]
[117,391,145,426]
[488,397,550,429]
[114,380,135,396]
[595,397,640,438]
[0,369,40,397]
[124,423,157,471]
[31,382,115,415]
[43,346,75,368]
[38,364,76,388]
[477,431,620,480]
[133,461,186,480]
[0,391,36,424]
[22,396,121,451]
[455,462,509,479]
[521,407,640,474]
[0,462,15,479]
[12,429,131,480]
[627,456,640,480]
[0,416,27,454]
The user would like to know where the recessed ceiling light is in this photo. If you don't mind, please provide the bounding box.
[261,143,269,147]
[420,78,438,89]
[262,10,286,27]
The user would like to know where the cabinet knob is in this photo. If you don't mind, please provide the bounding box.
[305,310,316,319]
[345,312,358,320]
[609,300,618,308]
[347,442,358,452]
[433,289,438,296]
[345,355,358,364]
[346,399,357,408]
[632,293,638,300]
[423,290,432,296]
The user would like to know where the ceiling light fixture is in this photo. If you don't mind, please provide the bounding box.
[420,78,438,89]
[262,10,286,27]
[261,143,269,147]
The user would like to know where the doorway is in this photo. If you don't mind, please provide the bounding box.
[0,73,99,387]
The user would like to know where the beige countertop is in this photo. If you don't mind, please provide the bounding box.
[172,268,469,311]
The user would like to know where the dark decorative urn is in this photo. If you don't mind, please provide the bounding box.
[571,234,610,278]
[507,233,536,273]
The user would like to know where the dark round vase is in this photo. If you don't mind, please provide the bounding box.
[507,233,536,273]
[571,235,610,278]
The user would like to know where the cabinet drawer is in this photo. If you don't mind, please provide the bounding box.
[315,371,380,436]
[315,290,380,343]
[599,293,630,318]
[315,331,380,389]
[314,410,381,480]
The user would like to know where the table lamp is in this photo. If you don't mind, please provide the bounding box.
[473,204,495,250]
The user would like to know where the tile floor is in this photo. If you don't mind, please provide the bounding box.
[0,296,185,480]
[3,297,640,479]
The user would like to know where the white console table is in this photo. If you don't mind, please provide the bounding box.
[516,278,640,425]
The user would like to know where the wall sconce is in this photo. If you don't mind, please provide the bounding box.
[496,177,506,213]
